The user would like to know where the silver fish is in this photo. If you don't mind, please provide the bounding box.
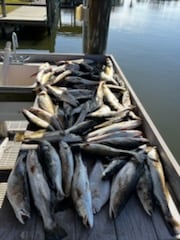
[39,140,64,201]
[37,90,56,115]
[102,158,127,180]
[65,76,99,86]
[22,109,55,131]
[100,71,119,85]
[147,146,180,236]
[92,136,148,149]
[51,69,72,85]
[102,83,124,111]
[136,164,154,216]
[26,150,67,239]
[89,161,110,214]
[88,104,113,118]
[46,85,78,107]
[59,141,74,197]
[76,143,142,163]
[71,152,93,228]
[109,161,144,218]
[65,120,97,135]
[87,119,142,138]
[7,151,31,224]
[73,100,91,125]
[86,130,143,143]
[104,57,114,78]
[122,90,133,108]
[29,106,62,130]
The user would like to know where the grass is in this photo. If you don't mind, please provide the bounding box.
[0,1,33,15]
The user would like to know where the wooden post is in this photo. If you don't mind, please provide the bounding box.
[1,0,6,17]
[83,0,112,54]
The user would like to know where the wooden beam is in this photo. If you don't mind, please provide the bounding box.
[83,0,112,54]
[1,0,6,17]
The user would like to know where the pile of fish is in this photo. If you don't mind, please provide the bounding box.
[6,57,180,239]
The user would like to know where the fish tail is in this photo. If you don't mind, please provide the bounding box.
[45,225,67,240]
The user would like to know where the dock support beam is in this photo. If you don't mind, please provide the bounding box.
[83,0,112,54]
[1,0,6,17]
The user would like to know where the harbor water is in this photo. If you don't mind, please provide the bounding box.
[0,0,180,162]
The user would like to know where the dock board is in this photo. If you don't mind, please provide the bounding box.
[0,53,179,240]
[0,6,47,26]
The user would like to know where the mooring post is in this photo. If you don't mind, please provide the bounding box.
[83,0,112,54]
[1,0,6,17]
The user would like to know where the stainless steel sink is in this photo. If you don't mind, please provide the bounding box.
[0,63,38,89]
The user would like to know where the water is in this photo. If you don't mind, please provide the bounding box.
[0,0,180,162]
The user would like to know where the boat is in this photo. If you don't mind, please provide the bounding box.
[0,53,179,240]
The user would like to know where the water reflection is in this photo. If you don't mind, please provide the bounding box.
[0,0,180,161]
[0,0,179,52]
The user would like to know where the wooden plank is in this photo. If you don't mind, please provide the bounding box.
[0,198,43,240]
[75,204,117,240]
[0,182,7,208]
[114,194,159,240]
[0,6,46,21]
[6,121,28,132]
[0,140,21,170]
[55,208,76,240]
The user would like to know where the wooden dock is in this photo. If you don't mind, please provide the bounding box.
[0,6,47,26]
[0,0,58,33]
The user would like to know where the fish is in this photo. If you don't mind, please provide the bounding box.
[46,85,78,107]
[91,108,129,126]
[73,100,91,125]
[7,151,31,224]
[104,57,114,78]
[65,120,97,135]
[89,161,110,214]
[87,119,142,138]
[22,109,55,131]
[87,104,114,118]
[65,76,99,86]
[147,146,180,236]
[51,69,72,85]
[94,80,105,109]
[59,141,74,197]
[91,136,148,149]
[86,130,143,143]
[37,90,56,115]
[102,158,127,180]
[109,161,144,218]
[15,129,46,142]
[38,140,64,201]
[26,149,67,239]
[68,89,93,100]
[100,71,119,85]
[29,106,62,130]
[71,151,93,228]
[39,72,55,86]
[122,90,133,108]
[136,164,154,216]
[102,83,124,111]
[75,143,142,163]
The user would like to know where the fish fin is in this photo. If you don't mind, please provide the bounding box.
[45,225,67,240]
[16,208,30,224]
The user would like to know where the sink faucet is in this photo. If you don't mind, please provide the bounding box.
[1,32,30,68]
[12,32,19,62]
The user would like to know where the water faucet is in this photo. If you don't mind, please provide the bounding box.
[9,32,30,64]
[12,32,19,62]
